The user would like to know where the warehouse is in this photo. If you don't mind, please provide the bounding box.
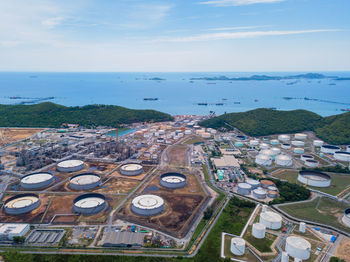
[212,155,240,169]
[0,224,29,240]
[101,230,146,247]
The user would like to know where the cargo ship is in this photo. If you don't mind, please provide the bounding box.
[143,98,158,101]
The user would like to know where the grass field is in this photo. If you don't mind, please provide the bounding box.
[279,197,350,233]
[244,229,276,253]
[273,169,350,196]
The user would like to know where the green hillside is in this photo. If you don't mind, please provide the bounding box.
[199,108,350,145]
[0,102,173,128]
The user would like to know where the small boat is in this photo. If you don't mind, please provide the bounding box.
[254,99,259,102]
[215,103,224,106]
[222,98,227,101]
[144,98,158,101]
[234,102,241,104]
[198,103,208,106]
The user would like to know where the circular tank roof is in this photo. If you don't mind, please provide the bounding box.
[70,173,100,185]
[160,173,186,183]
[4,194,40,209]
[120,163,143,171]
[286,236,311,250]
[74,193,105,208]
[260,211,282,223]
[57,160,84,168]
[238,183,252,189]
[21,173,53,184]
[132,194,164,210]
[335,151,350,156]
[299,170,331,181]
[322,145,340,150]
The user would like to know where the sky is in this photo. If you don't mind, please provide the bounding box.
[0,0,349,72]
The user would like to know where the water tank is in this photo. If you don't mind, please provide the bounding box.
[285,236,311,260]
[321,145,341,154]
[313,140,324,147]
[278,135,290,142]
[260,143,269,149]
[275,154,292,166]
[255,154,272,166]
[268,190,278,198]
[305,159,319,168]
[334,151,350,162]
[252,223,266,239]
[294,133,307,140]
[299,222,306,233]
[230,237,245,256]
[237,183,252,195]
[253,188,267,199]
[271,147,281,155]
[260,211,282,229]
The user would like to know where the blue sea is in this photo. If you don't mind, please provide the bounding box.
[0,72,349,116]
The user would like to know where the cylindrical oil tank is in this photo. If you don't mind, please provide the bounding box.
[73,193,106,215]
[321,145,341,154]
[278,135,290,142]
[57,160,85,173]
[4,193,41,215]
[20,172,54,190]
[260,180,275,189]
[260,149,278,159]
[285,236,311,260]
[268,190,278,198]
[255,154,272,166]
[275,154,292,166]
[301,154,314,162]
[270,139,279,146]
[347,145,350,153]
[69,173,101,190]
[313,140,324,147]
[230,237,245,256]
[293,148,305,154]
[297,170,331,187]
[334,151,350,162]
[299,222,306,233]
[260,143,269,149]
[253,188,267,199]
[202,132,211,139]
[260,211,282,229]
[249,139,259,147]
[246,179,260,189]
[294,133,307,140]
[237,183,252,195]
[271,147,281,155]
[305,159,319,168]
[262,205,268,213]
[119,163,143,176]
[268,186,278,191]
[159,173,187,189]
[342,208,350,227]
[291,140,305,147]
[281,143,291,149]
[131,194,165,216]
[252,223,266,239]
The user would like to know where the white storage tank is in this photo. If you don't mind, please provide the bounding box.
[260,143,269,149]
[294,133,307,140]
[20,172,54,190]
[131,194,165,216]
[260,211,282,229]
[301,154,314,162]
[201,132,211,139]
[271,147,281,155]
[347,145,350,153]
[281,143,291,149]
[57,160,85,173]
[313,140,324,147]
[270,139,279,146]
[184,130,192,135]
[255,154,272,166]
[281,251,289,262]
[342,208,350,227]
[321,145,341,154]
[237,183,252,195]
[304,159,319,168]
[252,223,266,239]
[4,193,41,215]
[246,179,260,189]
[275,154,292,166]
[285,236,311,260]
[299,222,306,233]
[268,190,278,198]
[292,140,305,147]
[253,188,267,199]
[334,151,350,162]
[260,149,278,159]
[293,148,305,154]
[297,170,331,187]
[230,237,245,256]
[119,163,143,176]
[73,193,106,215]
[69,173,101,190]
[278,135,290,142]
[249,139,259,147]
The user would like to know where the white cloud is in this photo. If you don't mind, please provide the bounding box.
[41,16,65,28]
[199,0,285,6]
[154,29,341,42]
[208,25,270,31]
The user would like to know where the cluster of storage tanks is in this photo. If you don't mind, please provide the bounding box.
[237,179,278,200]
[195,128,216,138]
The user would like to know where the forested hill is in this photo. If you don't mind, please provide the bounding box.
[0,102,173,128]
[199,108,350,145]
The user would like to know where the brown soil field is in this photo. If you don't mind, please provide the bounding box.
[0,193,50,223]
[0,128,44,147]
[94,178,139,194]
[335,237,350,261]
[42,194,77,223]
[168,145,188,167]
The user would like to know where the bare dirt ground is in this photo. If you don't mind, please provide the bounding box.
[0,128,44,147]
[168,145,188,167]
[335,237,350,261]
